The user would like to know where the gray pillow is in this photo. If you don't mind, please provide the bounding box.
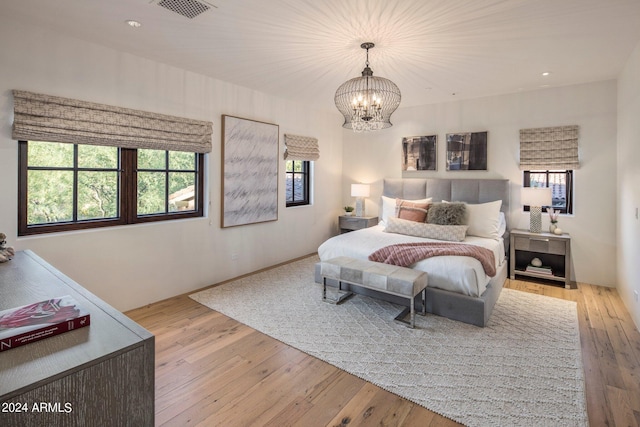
[426,202,466,225]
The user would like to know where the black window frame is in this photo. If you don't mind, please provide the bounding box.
[18,141,204,236]
[285,160,310,207]
[523,169,573,215]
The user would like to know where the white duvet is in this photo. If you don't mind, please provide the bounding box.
[317,224,506,297]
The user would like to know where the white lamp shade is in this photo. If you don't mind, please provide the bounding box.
[351,184,370,198]
[521,187,552,207]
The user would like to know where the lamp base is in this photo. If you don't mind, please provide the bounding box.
[529,206,542,233]
[355,197,365,217]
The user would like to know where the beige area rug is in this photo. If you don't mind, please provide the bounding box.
[190,255,588,427]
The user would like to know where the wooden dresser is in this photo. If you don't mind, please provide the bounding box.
[0,251,154,426]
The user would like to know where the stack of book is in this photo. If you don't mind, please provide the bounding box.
[525,265,553,275]
[0,295,90,353]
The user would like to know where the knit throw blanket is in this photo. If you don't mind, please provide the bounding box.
[369,242,497,277]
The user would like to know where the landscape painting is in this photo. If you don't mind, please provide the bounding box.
[446,131,488,171]
[401,135,437,171]
[221,115,279,227]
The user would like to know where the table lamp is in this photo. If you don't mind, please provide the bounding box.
[351,184,370,217]
[521,187,552,233]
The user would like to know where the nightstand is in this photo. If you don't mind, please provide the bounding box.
[509,229,572,289]
[339,215,378,233]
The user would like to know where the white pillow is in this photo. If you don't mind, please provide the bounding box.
[385,217,468,242]
[497,212,507,237]
[380,195,432,226]
[464,200,503,239]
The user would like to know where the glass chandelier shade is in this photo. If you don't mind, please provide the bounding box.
[334,43,401,132]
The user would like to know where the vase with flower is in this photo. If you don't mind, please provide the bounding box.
[547,208,559,233]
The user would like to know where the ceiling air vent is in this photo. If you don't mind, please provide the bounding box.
[157,0,214,19]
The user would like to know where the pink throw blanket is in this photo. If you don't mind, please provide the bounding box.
[369,242,496,277]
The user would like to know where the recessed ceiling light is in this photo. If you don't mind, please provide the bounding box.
[125,20,142,28]
[542,72,551,76]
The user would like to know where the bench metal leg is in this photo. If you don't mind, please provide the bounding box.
[394,289,427,328]
[394,295,415,328]
[322,277,353,305]
[411,297,415,328]
[394,307,413,328]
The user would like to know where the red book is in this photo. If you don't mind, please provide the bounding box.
[0,295,90,353]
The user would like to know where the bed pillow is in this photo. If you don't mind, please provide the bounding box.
[464,200,503,239]
[385,217,468,242]
[396,199,430,223]
[380,195,431,225]
[498,212,507,237]
[426,202,466,225]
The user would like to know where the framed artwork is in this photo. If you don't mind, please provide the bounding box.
[446,131,488,171]
[221,115,279,228]
[402,135,437,171]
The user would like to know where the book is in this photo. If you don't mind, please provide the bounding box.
[0,295,90,353]
[525,265,553,275]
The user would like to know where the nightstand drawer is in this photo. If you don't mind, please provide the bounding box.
[338,216,378,232]
[339,217,363,227]
[514,236,566,255]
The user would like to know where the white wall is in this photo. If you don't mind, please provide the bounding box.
[617,40,640,329]
[342,81,618,288]
[0,14,344,311]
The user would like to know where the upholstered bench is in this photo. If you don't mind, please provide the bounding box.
[319,256,428,328]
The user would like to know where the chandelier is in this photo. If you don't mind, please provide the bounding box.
[334,42,401,132]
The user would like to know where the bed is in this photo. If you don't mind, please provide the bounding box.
[315,178,510,327]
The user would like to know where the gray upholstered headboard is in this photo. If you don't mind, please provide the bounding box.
[383,178,510,241]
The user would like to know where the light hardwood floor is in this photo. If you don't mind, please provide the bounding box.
[126,265,640,426]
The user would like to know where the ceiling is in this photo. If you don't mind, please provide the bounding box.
[4,0,640,112]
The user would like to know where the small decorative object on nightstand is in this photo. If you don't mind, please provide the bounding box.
[510,228,572,289]
[339,216,378,233]
[547,207,560,233]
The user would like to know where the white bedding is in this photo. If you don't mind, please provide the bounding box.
[317,224,506,297]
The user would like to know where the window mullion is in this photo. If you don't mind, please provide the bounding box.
[73,145,79,222]
[165,151,170,213]
[121,148,137,224]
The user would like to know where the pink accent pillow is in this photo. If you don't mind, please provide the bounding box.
[396,199,430,223]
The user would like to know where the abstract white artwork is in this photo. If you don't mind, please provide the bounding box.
[221,115,279,228]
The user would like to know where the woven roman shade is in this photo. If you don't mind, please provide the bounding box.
[12,90,213,153]
[283,134,319,161]
[519,125,579,170]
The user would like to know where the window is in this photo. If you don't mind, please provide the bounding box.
[18,141,204,235]
[523,170,573,214]
[285,160,310,207]
[136,149,201,215]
